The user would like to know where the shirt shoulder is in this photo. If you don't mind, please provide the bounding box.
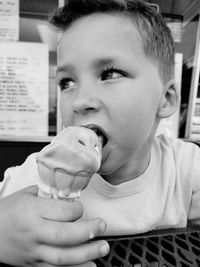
[155,134,200,162]
[155,135,200,190]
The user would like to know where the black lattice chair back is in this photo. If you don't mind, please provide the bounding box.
[95,226,200,267]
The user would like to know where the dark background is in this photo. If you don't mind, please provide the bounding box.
[0,141,48,180]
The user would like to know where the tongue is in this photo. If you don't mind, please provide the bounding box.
[98,135,104,148]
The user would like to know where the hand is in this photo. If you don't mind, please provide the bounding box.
[0,185,109,267]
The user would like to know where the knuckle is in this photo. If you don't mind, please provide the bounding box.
[54,224,76,245]
[54,227,65,241]
[54,251,64,266]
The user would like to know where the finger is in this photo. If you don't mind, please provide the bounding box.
[38,218,107,246]
[38,262,96,267]
[67,263,96,267]
[39,199,83,222]
[37,240,110,266]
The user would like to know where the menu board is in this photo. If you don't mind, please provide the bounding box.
[0,42,49,136]
[164,14,183,43]
[0,0,19,42]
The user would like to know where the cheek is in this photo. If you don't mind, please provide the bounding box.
[60,98,73,126]
[114,98,158,144]
[116,96,154,124]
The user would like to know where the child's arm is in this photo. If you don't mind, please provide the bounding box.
[0,185,109,267]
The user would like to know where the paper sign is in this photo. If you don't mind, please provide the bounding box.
[0,0,19,42]
[0,42,49,136]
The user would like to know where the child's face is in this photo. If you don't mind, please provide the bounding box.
[57,14,164,184]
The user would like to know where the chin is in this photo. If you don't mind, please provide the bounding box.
[98,163,120,180]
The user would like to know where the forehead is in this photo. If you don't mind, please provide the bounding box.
[57,13,144,64]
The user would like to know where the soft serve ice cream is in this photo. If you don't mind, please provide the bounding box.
[36,126,102,200]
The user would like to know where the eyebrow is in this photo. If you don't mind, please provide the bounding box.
[56,57,122,75]
[93,57,118,67]
[56,64,75,75]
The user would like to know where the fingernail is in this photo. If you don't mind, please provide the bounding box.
[89,230,94,239]
[100,242,110,257]
[99,220,107,234]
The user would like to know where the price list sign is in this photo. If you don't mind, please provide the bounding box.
[0,42,49,136]
[0,0,19,42]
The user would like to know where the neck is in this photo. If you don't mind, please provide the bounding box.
[102,149,151,186]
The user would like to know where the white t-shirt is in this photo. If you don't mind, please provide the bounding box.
[1,135,200,236]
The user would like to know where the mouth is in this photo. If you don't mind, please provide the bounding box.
[82,124,108,148]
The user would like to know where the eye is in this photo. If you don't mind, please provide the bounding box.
[101,67,125,81]
[58,78,76,91]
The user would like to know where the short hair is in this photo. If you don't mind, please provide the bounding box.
[49,0,175,83]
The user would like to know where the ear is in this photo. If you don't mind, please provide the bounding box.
[157,79,180,119]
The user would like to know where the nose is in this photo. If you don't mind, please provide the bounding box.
[72,82,101,114]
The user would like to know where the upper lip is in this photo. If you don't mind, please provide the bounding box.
[81,124,108,147]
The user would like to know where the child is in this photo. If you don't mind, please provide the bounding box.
[1,0,200,265]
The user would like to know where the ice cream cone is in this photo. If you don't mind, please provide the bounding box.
[37,126,102,200]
